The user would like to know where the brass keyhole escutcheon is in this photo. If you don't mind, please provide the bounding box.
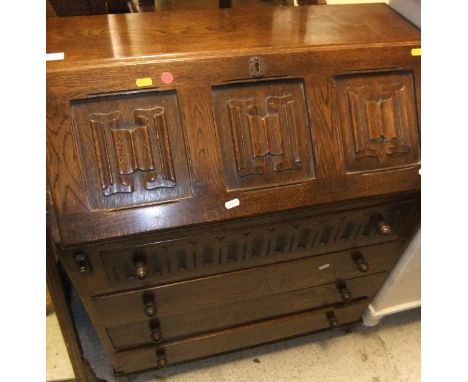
[249,56,265,78]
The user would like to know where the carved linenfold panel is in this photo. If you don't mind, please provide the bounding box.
[100,200,415,288]
[336,72,420,173]
[134,107,176,188]
[89,107,177,197]
[213,80,315,190]
[72,91,191,210]
[227,95,302,177]
[347,82,411,159]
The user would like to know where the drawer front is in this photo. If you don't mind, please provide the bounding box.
[66,198,416,295]
[107,272,386,349]
[114,300,368,373]
[93,240,401,328]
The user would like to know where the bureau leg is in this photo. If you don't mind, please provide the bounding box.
[46,229,104,382]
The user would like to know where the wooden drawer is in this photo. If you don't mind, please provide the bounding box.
[114,300,369,373]
[107,272,386,349]
[64,198,416,295]
[93,240,401,328]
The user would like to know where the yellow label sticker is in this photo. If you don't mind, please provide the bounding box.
[136,77,153,87]
[411,48,421,57]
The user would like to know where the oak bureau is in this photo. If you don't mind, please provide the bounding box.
[46,4,421,379]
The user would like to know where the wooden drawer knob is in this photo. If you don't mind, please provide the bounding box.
[150,325,162,343]
[336,282,352,302]
[134,259,148,280]
[327,312,339,328]
[74,252,91,274]
[143,293,157,317]
[377,221,392,235]
[156,350,167,368]
[353,253,369,273]
[340,288,352,302]
[144,301,157,317]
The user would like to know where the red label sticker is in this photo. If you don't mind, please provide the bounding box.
[161,72,174,84]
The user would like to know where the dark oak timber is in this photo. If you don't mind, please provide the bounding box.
[46,231,103,381]
[46,4,420,245]
[46,4,420,379]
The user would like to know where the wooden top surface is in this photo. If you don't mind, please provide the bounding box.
[46,4,420,71]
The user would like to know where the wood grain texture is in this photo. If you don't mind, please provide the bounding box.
[57,194,419,375]
[47,0,106,16]
[46,5,421,377]
[176,87,225,195]
[46,45,420,99]
[46,96,89,215]
[46,231,102,381]
[71,90,191,210]
[114,300,368,373]
[213,79,315,190]
[107,273,386,349]
[59,193,418,292]
[57,168,419,244]
[335,71,420,173]
[305,75,344,177]
[46,4,420,70]
[46,0,57,17]
[46,37,420,244]
[62,196,416,295]
[92,240,402,327]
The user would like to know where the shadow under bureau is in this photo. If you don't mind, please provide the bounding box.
[46,3,421,379]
